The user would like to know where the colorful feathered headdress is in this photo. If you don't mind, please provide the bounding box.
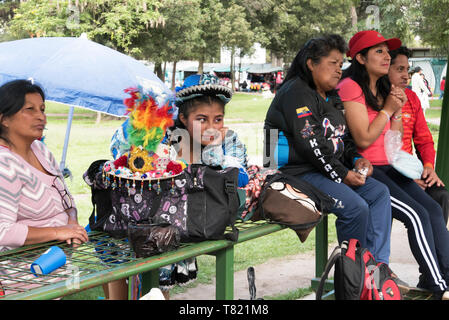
[124,86,176,153]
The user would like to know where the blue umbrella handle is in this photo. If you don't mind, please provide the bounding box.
[60,106,74,179]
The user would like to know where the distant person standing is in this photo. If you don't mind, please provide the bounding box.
[411,67,431,115]
[440,76,446,100]
[421,73,433,97]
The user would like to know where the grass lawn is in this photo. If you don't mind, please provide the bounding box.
[225,93,273,123]
[44,93,442,300]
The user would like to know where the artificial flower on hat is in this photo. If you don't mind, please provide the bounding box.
[103,86,186,180]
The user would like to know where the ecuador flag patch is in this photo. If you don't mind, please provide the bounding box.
[296,106,312,119]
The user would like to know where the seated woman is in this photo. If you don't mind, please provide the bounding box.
[0,80,88,295]
[263,34,394,271]
[0,79,88,252]
[338,30,449,299]
[108,74,249,299]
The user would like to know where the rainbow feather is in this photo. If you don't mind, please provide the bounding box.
[124,86,175,152]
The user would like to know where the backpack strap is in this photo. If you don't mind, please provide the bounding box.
[316,245,342,300]
[224,174,239,242]
[345,238,360,262]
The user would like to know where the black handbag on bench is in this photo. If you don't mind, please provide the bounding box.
[84,161,240,243]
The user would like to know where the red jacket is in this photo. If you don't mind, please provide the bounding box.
[401,88,436,168]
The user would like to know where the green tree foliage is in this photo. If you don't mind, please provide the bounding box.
[416,0,449,54]
[190,0,224,73]
[4,0,448,83]
[239,0,353,63]
[132,0,202,87]
[220,1,254,91]
[7,0,162,53]
[351,0,448,53]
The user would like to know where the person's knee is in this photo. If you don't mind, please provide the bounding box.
[343,198,370,223]
[370,181,390,202]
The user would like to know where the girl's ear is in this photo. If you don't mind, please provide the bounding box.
[355,53,366,65]
[179,113,187,127]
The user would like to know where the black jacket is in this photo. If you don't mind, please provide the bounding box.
[263,76,361,183]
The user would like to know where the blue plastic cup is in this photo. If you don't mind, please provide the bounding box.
[30,246,66,276]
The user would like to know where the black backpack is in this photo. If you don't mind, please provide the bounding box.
[316,239,402,300]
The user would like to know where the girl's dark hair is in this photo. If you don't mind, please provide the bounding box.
[341,47,390,111]
[173,95,225,129]
[282,34,348,90]
[0,79,45,144]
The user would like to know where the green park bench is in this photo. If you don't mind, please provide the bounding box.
[0,220,287,300]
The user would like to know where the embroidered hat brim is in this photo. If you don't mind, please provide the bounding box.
[175,74,233,104]
[176,84,232,104]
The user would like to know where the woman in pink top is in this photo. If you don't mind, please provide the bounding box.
[0,79,88,252]
[338,30,449,299]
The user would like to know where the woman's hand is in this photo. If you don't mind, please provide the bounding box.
[343,170,366,187]
[354,157,373,177]
[24,223,88,246]
[384,85,406,115]
[54,223,88,246]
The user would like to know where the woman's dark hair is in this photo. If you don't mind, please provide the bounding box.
[389,46,412,65]
[341,47,391,112]
[282,34,348,90]
[0,79,45,144]
[173,95,225,129]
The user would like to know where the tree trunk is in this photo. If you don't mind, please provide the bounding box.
[230,47,235,92]
[198,50,205,74]
[435,39,449,185]
[238,55,242,91]
[351,6,358,29]
[171,61,177,91]
[162,61,166,82]
[154,62,163,81]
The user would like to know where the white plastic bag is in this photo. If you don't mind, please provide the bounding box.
[384,130,423,179]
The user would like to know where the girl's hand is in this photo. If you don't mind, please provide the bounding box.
[384,85,406,114]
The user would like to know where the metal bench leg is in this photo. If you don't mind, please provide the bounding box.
[214,246,234,300]
[311,215,329,290]
[130,269,159,300]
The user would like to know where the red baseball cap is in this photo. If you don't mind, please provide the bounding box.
[347,30,401,59]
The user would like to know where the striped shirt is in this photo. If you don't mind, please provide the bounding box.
[0,140,76,252]
[401,88,435,168]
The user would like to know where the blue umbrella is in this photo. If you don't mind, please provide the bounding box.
[0,34,174,176]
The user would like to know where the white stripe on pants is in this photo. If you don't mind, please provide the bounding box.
[391,196,447,291]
